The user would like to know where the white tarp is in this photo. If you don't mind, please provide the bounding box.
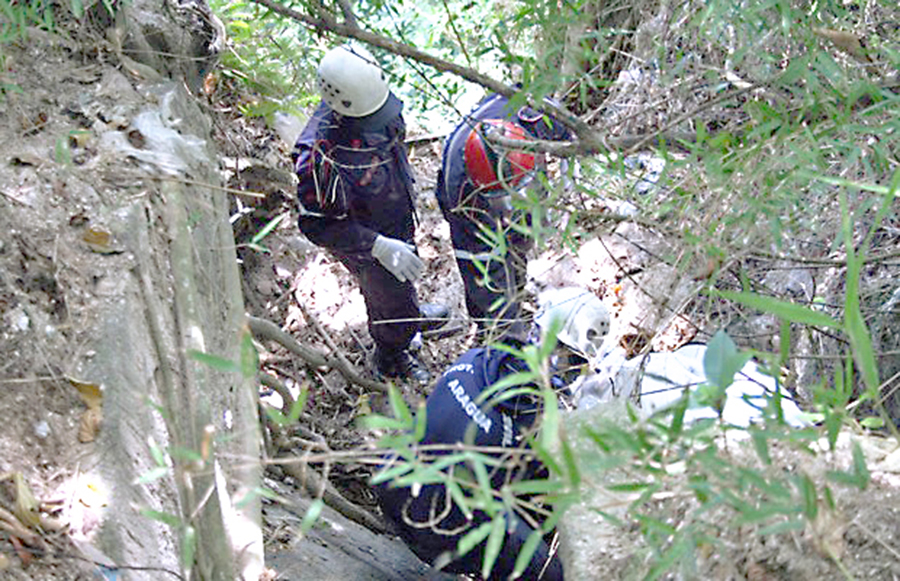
[574,344,807,428]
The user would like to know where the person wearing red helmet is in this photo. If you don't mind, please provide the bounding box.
[436,93,572,337]
[292,44,448,383]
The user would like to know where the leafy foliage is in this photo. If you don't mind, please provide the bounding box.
[209,0,321,118]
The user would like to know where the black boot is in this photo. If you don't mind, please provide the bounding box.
[418,303,450,332]
[373,347,431,384]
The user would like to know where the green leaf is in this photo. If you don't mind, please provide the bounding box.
[456,521,492,557]
[133,466,170,485]
[447,479,473,520]
[251,212,287,245]
[359,414,410,432]
[714,290,840,328]
[512,529,543,579]
[267,385,308,426]
[245,242,270,254]
[860,416,884,429]
[756,518,806,536]
[301,498,325,533]
[851,440,870,490]
[477,373,538,405]
[412,400,427,442]
[607,481,654,493]
[751,430,771,465]
[778,320,791,370]
[148,437,168,467]
[470,456,493,501]
[797,474,818,520]
[481,515,505,579]
[703,329,752,390]
[561,437,581,489]
[248,485,285,503]
[388,384,414,429]
[839,190,881,399]
[187,349,241,374]
[644,535,688,580]
[240,327,259,379]
[666,391,688,442]
[139,508,182,528]
[182,524,196,569]
[369,462,414,486]
[540,389,560,453]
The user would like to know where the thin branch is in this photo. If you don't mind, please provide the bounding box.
[249,316,329,367]
[750,248,900,267]
[334,0,357,28]
[248,0,602,151]
[269,428,386,533]
[296,302,361,380]
[247,316,390,393]
[259,372,295,415]
[440,0,472,67]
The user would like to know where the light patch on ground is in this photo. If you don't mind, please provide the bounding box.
[291,253,367,333]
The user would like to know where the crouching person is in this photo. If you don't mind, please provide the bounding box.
[374,288,611,580]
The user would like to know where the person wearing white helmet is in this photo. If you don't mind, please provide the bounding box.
[533,286,611,359]
[292,44,447,383]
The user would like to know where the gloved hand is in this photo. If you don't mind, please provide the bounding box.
[371,235,424,282]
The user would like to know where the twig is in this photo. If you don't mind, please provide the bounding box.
[269,428,386,534]
[750,248,900,267]
[248,316,328,367]
[850,515,900,562]
[295,303,360,377]
[0,506,42,547]
[151,175,266,199]
[259,372,294,415]
[440,0,471,67]
[334,0,357,28]
[247,316,390,393]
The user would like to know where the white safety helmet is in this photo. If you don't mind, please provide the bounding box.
[535,287,611,358]
[316,44,390,117]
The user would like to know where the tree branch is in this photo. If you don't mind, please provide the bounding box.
[248,0,603,152]
[334,0,357,29]
[247,316,390,393]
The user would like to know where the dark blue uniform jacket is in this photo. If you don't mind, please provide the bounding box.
[377,345,564,580]
[293,93,417,259]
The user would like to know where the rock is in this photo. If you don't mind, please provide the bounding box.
[265,487,456,581]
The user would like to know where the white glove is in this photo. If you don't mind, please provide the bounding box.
[371,235,423,282]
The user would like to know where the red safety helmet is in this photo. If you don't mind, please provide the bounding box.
[464,120,536,190]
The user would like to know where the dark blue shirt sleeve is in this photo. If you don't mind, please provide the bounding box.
[293,102,380,256]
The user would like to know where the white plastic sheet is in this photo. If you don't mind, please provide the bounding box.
[575,344,807,428]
